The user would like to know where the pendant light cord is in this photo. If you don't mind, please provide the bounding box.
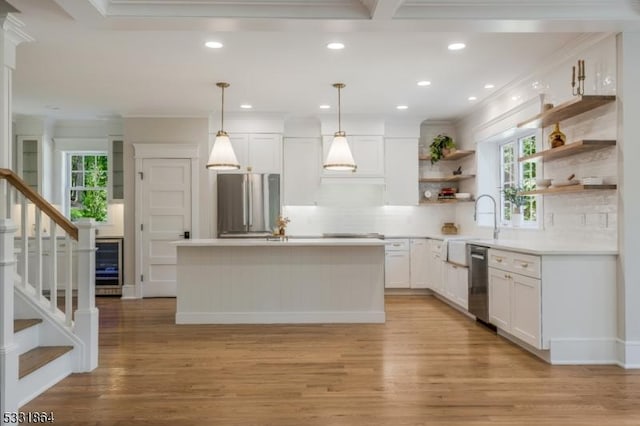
[337,85,341,133]
[220,85,225,131]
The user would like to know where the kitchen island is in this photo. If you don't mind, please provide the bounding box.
[173,238,386,324]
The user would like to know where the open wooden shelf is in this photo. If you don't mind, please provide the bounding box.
[519,139,616,162]
[517,95,616,128]
[420,198,474,205]
[522,184,617,196]
[419,175,475,183]
[419,149,474,162]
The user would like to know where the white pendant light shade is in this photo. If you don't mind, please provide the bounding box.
[206,82,241,170]
[207,131,240,170]
[323,83,357,172]
[324,132,356,171]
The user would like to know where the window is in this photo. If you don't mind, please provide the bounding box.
[67,153,108,222]
[499,134,538,227]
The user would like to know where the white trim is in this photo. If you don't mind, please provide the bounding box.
[176,311,386,324]
[616,339,640,369]
[133,144,200,299]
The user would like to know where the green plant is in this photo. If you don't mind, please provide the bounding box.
[502,186,527,212]
[429,134,456,164]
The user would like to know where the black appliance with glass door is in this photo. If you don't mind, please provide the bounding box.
[468,244,490,324]
[95,237,123,295]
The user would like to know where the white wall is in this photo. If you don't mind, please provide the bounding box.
[454,34,618,248]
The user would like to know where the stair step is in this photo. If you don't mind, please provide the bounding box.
[14,319,43,333]
[19,346,73,379]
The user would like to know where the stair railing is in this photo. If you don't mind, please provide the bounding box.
[0,168,98,414]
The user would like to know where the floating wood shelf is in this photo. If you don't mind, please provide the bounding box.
[419,199,475,205]
[518,140,616,162]
[419,175,475,183]
[419,150,475,162]
[517,95,616,128]
[522,184,617,196]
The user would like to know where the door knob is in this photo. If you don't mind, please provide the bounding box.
[182,231,190,239]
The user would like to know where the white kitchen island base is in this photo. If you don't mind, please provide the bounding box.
[174,239,385,324]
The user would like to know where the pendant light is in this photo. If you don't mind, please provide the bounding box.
[206,82,240,170]
[323,83,357,172]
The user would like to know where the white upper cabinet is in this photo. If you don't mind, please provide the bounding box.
[283,138,321,206]
[384,138,418,205]
[321,135,384,180]
[227,133,282,174]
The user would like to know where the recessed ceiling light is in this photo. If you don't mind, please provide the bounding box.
[240,104,252,109]
[396,105,409,110]
[417,80,432,87]
[448,42,466,51]
[205,41,223,49]
[319,104,331,109]
[484,83,495,89]
[468,96,477,101]
[327,42,345,50]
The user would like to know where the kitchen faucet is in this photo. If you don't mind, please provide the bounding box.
[474,194,499,240]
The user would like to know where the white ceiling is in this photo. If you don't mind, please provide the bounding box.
[6,0,640,121]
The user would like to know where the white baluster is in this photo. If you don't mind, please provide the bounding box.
[34,207,43,297]
[20,196,28,288]
[49,220,58,313]
[65,235,73,326]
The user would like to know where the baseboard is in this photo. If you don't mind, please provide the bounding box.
[616,339,640,369]
[120,284,139,299]
[548,338,618,365]
[384,288,432,296]
[176,311,386,324]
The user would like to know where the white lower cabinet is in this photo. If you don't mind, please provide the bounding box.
[427,239,444,293]
[489,248,542,349]
[385,252,411,288]
[444,262,469,310]
[409,238,428,288]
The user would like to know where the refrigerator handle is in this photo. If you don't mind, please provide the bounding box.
[242,175,247,226]
[247,176,253,227]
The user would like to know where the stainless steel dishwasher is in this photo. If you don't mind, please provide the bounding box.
[468,244,490,324]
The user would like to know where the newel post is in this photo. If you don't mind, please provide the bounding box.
[0,218,18,415]
[74,219,98,372]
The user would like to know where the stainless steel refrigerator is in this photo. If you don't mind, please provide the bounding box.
[217,173,281,237]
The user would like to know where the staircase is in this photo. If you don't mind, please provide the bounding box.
[1,168,98,418]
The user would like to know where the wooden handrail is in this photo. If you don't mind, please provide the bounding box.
[0,168,78,240]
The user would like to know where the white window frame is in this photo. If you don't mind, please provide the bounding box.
[65,151,109,223]
[498,132,541,229]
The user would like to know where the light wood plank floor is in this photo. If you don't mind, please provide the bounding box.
[23,295,640,425]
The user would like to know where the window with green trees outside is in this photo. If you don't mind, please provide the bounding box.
[68,153,108,222]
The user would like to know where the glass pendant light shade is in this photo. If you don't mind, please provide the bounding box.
[207,130,240,170]
[206,82,241,170]
[323,83,357,172]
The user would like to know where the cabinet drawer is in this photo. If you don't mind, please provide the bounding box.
[510,252,541,279]
[385,239,409,251]
[429,239,443,253]
[488,249,541,279]
[488,249,511,270]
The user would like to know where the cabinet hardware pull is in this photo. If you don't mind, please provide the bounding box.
[521,263,529,267]
[496,257,503,262]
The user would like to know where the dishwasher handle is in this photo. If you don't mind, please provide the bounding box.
[471,253,485,260]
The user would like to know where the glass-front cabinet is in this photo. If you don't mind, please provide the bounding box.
[16,136,40,193]
[109,138,124,201]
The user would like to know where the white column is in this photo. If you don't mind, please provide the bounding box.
[0,14,33,218]
[0,219,18,416]
[73,219,98,372]
[616,32,640,368]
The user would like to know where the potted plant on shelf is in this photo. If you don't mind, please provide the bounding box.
[429,134,456,164]
[502,186,527,227]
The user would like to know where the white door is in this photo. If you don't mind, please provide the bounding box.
[511,273,542,348]
[140,158,192,297]
[488,267,511,330]
[385,252,410,288]
[409,239,428,288]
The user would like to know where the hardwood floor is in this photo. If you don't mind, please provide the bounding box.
[23,295,640,425]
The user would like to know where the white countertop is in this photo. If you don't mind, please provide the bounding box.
[173,238,386,247]
[467,239,618,255]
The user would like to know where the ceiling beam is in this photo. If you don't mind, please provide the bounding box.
[360,0,406,20]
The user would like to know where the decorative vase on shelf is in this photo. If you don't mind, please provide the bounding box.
[548,123,566,149]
